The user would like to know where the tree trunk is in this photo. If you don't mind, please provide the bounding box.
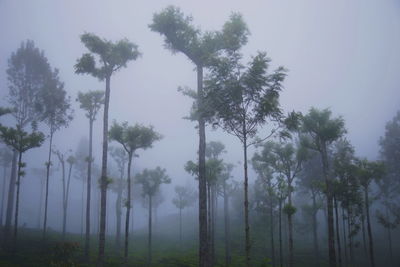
[311,191,320,267]
[64,160,73,239]
[1,163,8,226]
[385,207,393,266]
[243,133,251,267]
[341,207,348,267]
[269,194,275,267]
[364,187,375,267]
[85,118,93,257]
[43,130,53,240]
[115,182,122,249]
[197,65,209,267]
[207,182,212,266]
[124,154,133,264]
[13,151,23,247]
[287,187,294,267]
[321,144,336,267]
[98,74,111,266]
[347,209,354,266]
[179,206,182,248]
[81,177,84,239]
[60,157,66,240]
[361,207,367,256]
[279,196,283,267]
[148,195,153,266]
[334,196,342,267]
[223,182,231,267]
[4,150,17,246]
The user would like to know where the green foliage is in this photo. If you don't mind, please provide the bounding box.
[50,242,80,267]
[172,185,196,210]
[75,33,140,80]
[109,121,162,156]
[283,203,297,216]
[135,167,171,197]
[0,125,44,153]
[76,90,104,121]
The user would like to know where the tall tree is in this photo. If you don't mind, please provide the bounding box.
[109,121,161,264]
[205,51,287,266]
[136,167,171,266]
[75,33,140,264]
[0,124,44,247]
[77,90,104,256]
[300,108,346,267]
[150,8,248,266]
[172,185,196,247]
[37,67,73,240]
[4,40,52,244]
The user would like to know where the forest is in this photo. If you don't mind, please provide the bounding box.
[0,1,399,267]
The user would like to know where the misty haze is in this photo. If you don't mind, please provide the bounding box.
[0,1,400,267]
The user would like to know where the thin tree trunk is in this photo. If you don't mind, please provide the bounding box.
[81,177,84,239]
[364,188,375,267]
[179,206,182,248]
[287,187,294,267]
[4,149,17,247]
[1,163,8,226]
[361,208,367,256]
[60,156,66,240]
[243,133,251,267]
[85,118,93,257]
[321,145,336,267]
[98,74,111,266]
[334,196,342,267]
[270,195,275,267]
[347,209,354,266]
[279,197,283,267]
[64,160,73,239]
[341,207,348,267]
[207,182,212,266]
[223,182,231,267]
[197,65,208,267]
[43,130,53,240]
[116,182,122,249]
[385,207,393,266]
[312,191,320,267]
[148,195,152,266]
[124,154,133,264]
[13,151,23,247]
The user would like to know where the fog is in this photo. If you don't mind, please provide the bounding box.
[0,0,400,266]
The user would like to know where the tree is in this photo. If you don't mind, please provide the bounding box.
[172,185,196,247]
[300,108,346,267]
[75,33,140,264]
[77,90,104,256]
[205,50,287,266]
[0,124,44,247]
[109,121,161,263]
[53,149,75,240]
[355,159,385,267]
[0,147,13,227]
[150,8,249,266]
[37,68,73,240]
[135,167,171,266]
[4,40,53,244]
[109,146,127,249]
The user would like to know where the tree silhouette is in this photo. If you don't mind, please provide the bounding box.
[75,33,140,264]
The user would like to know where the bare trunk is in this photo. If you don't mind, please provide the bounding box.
[223,182,231,267]
[341,207,348,267]
[1,163,8,226]
[321,144,336,267]
[148,195,152,266]
[61,158,66,240]
[270,194,275,267]
[312,191,320,266]
[63,160,73,239]
[361,208,367,256]
[179,207,182,247]
[347,209,354,266]
[124,154,133,264]
[13,151,23,247]
[98,74,111,266]
[115,183,122,248]
[85,118,93,257]
[287,189,294,267]
[334,196,342,267]
[197,65,209,267]
[243,133,251,267]
[43,130,53,240]
[81,177,84,239]
[4,150,17,247]
[364,187,375,267]
[279,196,283,267]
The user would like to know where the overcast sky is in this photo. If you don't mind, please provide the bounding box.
[0,0,400,227]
